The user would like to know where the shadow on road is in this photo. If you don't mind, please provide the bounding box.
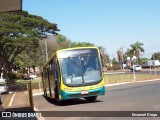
[42,95,102,106]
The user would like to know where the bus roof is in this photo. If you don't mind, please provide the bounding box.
[56,46,98,52]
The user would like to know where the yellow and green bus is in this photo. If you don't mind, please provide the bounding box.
[41,47,105,102]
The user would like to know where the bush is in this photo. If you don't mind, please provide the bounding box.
[112,64,121,70]
[15,73,25,79]
[31,83,40,89]
[8,83,27,91]
[107,64,121,71]
[8,72,16,82]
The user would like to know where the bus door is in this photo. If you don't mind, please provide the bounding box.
[47,67,52,98]
[54,60,60,100]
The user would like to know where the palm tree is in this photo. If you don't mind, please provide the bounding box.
[117,48,123,68]
[126,41,144,59]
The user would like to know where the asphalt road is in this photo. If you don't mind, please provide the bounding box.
[33,80,160,120]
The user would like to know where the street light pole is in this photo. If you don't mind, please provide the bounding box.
[127,56,136,79]
[153,53,156,75]
[133,62,136,79]
[151,29,160,75]
[120,46,125,74]
[132,56,137,80]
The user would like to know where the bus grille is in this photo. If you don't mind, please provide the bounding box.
[68,91,100,98]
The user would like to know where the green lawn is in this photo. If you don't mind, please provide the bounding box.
[15,78,42,90]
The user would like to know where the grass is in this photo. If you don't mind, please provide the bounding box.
[104,74,160,84]
[13,78,42,90]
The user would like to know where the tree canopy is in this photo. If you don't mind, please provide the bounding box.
[0,11,59,83]
[125,41,144,59]
[0,11,110,82]
[152,52,160,60]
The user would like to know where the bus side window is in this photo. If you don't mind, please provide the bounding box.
[54,62,57,81]
[50,60,54,76]
[54,60,60,81]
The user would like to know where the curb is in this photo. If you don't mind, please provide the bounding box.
[105,79,160,87]
[104,72,125,75]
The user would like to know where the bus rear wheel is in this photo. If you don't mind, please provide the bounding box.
[85,96,97,102]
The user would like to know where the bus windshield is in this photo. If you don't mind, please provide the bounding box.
[60,54,102,86]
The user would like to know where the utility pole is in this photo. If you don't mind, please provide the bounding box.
[120,46,125,74]
[153,53,156,75]
[45,39,49,62]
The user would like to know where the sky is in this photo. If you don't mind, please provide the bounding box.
[23,0,160,59]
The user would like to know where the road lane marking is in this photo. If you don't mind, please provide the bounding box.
[34,106,46,120]
[8,92,16,107]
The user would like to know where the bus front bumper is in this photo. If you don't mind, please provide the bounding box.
[60,86,105,100]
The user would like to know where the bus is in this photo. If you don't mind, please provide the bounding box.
[41,47,105,102]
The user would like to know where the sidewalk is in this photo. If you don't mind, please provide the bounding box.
[0,91,40,119]
[5,91,32,111]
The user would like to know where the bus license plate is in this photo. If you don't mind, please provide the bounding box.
[81,91,89,94]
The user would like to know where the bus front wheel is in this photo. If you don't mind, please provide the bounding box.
[54,88,61,105]
[85,96,97,102]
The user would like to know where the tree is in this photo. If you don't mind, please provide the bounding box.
[112,58,118,65]
[56,34,67,43]
[125,41,144,63]
[130,41,144,58]
[0,11,59,84]
[55,34,71,49]
[117,47,124,68]
[139,57,149,64]
[70,41,94,47]
[25,35,70,68]
[151,52,160,60]
[98,46,110,67]
[14,51,34,74]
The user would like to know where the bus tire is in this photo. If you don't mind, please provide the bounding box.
[44,88,47,97]
[85,96,97,102]
[54,87,61,104]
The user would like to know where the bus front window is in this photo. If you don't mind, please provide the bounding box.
[60,54,102,86]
